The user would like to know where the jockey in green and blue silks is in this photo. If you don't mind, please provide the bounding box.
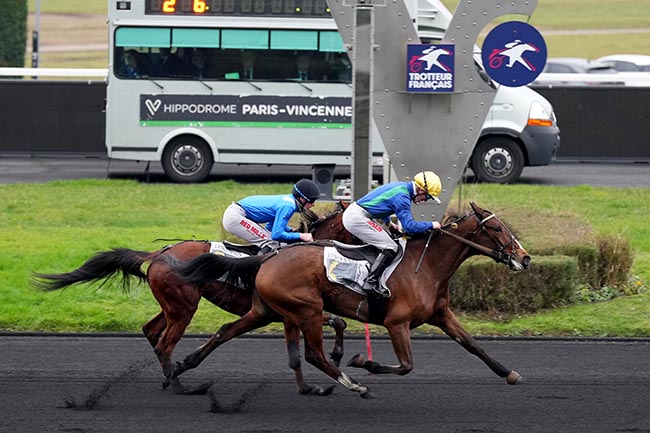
[342,171,443,298]
[222,178,321,251]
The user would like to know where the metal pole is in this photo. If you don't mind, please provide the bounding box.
[351,4,373,200]
[31,0,41,75]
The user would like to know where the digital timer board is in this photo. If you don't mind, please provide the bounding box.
[145,0,332,17]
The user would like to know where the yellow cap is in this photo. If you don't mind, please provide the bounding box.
[413,171,442,203]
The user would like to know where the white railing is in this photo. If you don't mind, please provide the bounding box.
[532,72,650,87]
[0,67,108,79]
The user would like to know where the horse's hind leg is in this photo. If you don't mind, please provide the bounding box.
[431,309,523,385]
[155,312,204,394]
[323,314,346,367]
[300,318,375,399]
[172,302,274,380]
[142,311,166,348]
[284,321,335,396]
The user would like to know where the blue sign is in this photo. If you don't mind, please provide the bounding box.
[406,44,455,93]
[481,21,547,87]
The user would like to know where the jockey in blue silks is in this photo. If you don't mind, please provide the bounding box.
[222,178,321,252]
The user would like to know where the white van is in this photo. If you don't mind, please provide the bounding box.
[418,0,560,183]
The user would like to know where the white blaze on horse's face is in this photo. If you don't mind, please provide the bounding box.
[483,212,530,272]
[509,235,529,272]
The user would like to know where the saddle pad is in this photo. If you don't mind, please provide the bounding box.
[208,242,251,289]
[323,239,406,296]
[209,241,251,258]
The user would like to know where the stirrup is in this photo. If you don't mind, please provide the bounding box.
[361,278,391,299]
[258,245,275,255]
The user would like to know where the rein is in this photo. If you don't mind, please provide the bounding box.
[440,228,499,258]
[439,213,513,265]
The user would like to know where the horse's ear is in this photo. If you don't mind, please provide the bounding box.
[469,202,482,214]
[339,199,350,210]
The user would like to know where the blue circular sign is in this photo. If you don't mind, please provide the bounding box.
[481,21,547,87]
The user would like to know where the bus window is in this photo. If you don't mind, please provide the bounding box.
[115,48,153,78]
[326,53,352,83]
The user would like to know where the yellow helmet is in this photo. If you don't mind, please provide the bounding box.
[413,171,442,203]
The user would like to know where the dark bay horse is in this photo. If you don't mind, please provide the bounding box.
[34,203,354,395]
[165,202,531,398]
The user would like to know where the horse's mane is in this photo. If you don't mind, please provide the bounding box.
[442,212,472,226]
[300,200,347,233]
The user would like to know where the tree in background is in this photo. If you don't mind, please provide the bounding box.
[0,0,27,67]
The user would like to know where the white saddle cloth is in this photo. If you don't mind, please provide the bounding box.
[208,241,251,258]
[323,239,406,296]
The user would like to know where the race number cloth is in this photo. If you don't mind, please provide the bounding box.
[209,241,251,258]
[323,239,406,296]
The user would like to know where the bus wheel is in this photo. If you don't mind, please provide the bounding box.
[471,137,524,184]
[162,137,213,183]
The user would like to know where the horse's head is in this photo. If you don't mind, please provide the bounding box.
[445,202,530,271]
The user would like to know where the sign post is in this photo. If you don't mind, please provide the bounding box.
[351,3,375,200]
[327,0,540,217]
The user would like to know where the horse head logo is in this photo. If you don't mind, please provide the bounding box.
[410,46,452,73]
[488,39,540,71]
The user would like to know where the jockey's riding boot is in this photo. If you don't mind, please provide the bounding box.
[361,249,397,298]
[258,241,280,255]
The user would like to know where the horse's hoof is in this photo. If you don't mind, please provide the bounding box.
[187,381,213,395]
[347,354,365,368]
[318,385,335,396]
[300,384,335,396]
[170,379,213,395]
[506,370,524,385]
[360,390,376,400]
[162,378,170,390]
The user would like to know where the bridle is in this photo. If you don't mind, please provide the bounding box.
[440,211,517,265]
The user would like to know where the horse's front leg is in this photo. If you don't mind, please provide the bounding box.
[323,313,346,366]
[430,308,523,385]
[347,322,414,375]
[284,320,334,396]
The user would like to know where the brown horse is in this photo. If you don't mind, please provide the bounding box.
[34,202,355,395]
[164,202,531,398]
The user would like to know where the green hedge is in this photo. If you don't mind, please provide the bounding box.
[535,243,598,287]
[449,234,635,314]
[0,0,27,68]
[450,255,579,313]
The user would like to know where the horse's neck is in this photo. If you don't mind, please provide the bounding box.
[312,212,354,243]
[417,230,476,277]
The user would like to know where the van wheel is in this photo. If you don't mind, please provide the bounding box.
[162,137,213,183]
[471,137,524,183]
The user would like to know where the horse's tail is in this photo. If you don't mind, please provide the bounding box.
[163,253,263,290]
[32,247,160,293]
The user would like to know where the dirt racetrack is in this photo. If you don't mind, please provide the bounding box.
[2,334,650,433]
